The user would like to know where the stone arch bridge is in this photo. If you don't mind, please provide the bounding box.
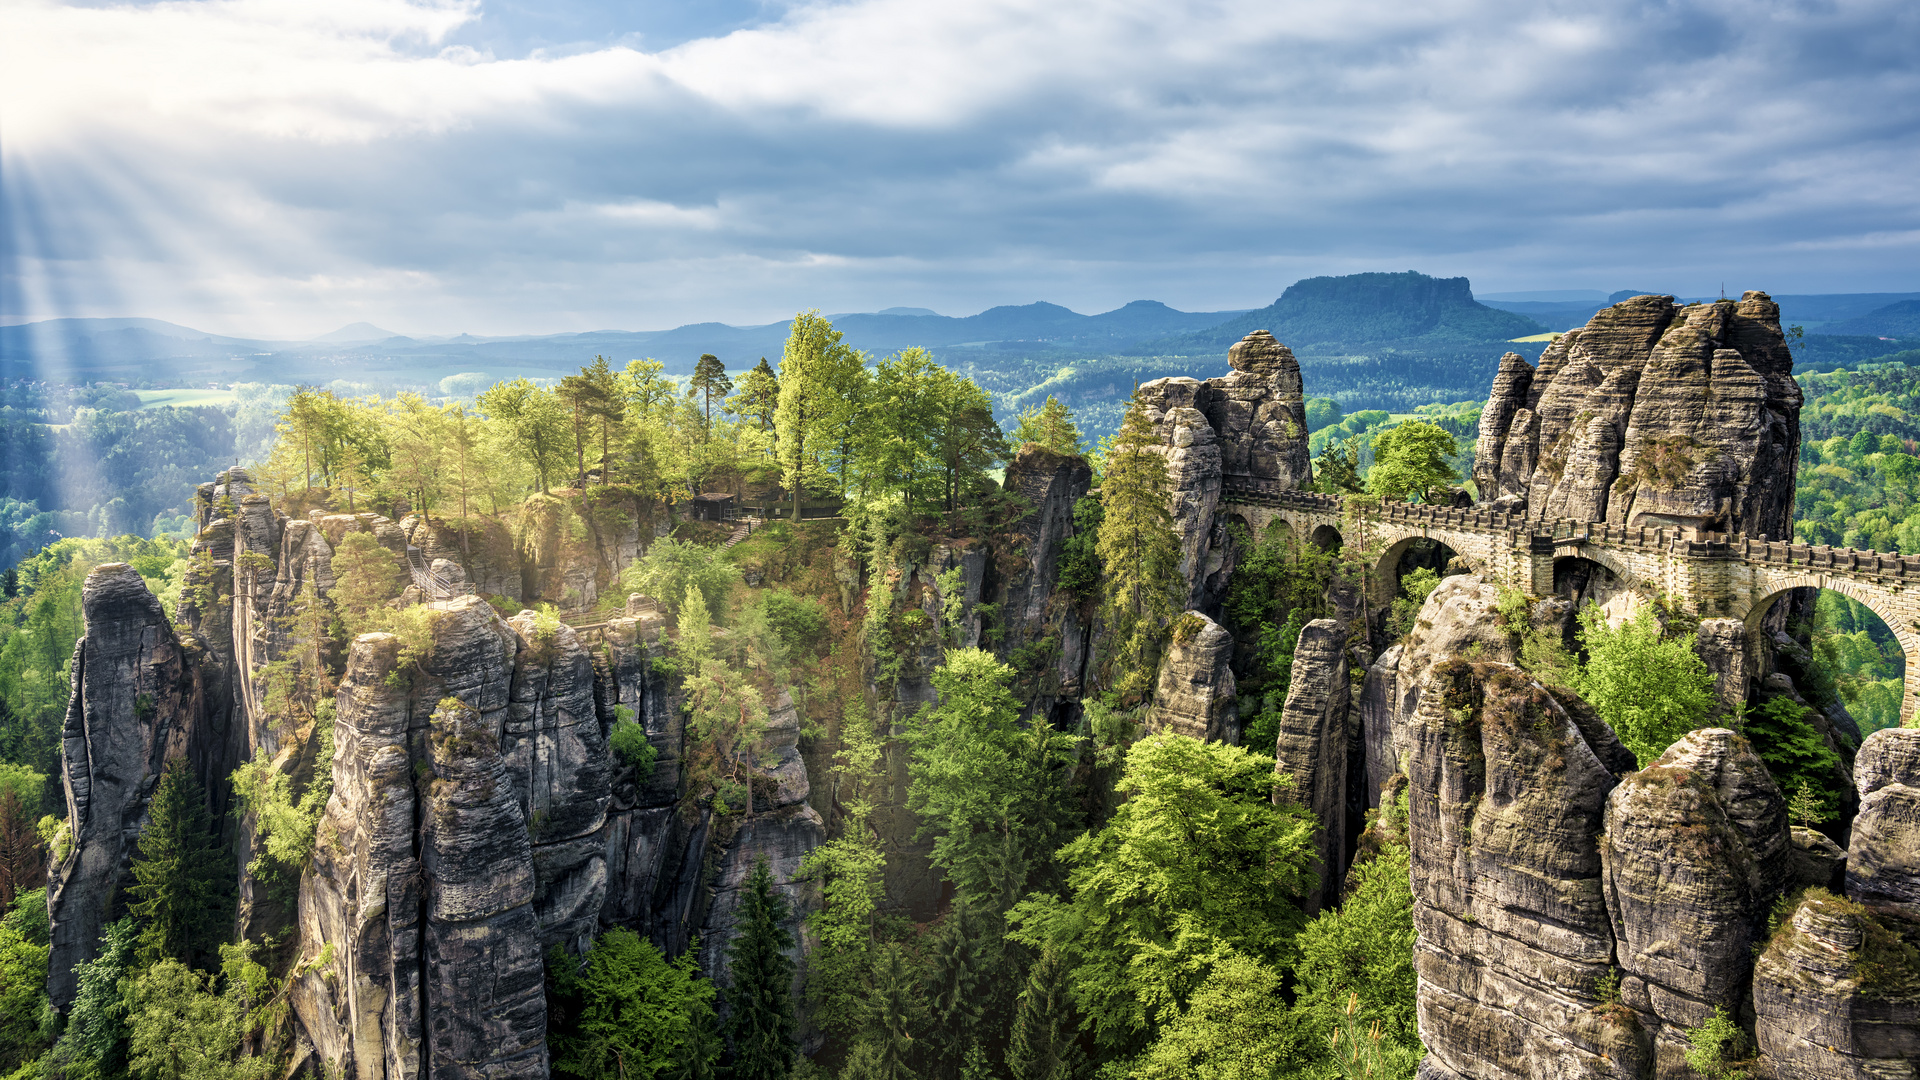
[1220,480,1920,724]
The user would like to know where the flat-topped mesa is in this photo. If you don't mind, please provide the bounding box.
[1475,292,1801,539]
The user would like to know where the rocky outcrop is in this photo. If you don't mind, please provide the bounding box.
[1407,660,1640,1080]
[1475,293,1801,541]
[400,514,524,601]
[1202,330,1314,487]
[48,565,212,1007]
[1133,378,1224,610]
[293,597,615,1080]
[1271,618,1350,914]
[1752,889,1920,1078]
[1387,576,1517,767]
[1149,612,1237,743]
[1600,728,1790,1071]
[989,445,1093,720]
[1132,330,1316,610]
[1692,618,1750,721]
[1849,728,1920,925]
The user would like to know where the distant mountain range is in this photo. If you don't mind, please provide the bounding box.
[5,275,1916,392]
[0,300,1254,385]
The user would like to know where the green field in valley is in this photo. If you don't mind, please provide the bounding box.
[135,387,238,409]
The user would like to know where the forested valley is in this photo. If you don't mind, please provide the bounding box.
[0,293,1914,1080]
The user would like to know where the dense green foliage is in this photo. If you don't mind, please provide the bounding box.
[1745,697,1845,819]
[548,929,721,1079]
[1571,608,1718,766]
[1223,524,1332,754]
[1094,399,1183,705]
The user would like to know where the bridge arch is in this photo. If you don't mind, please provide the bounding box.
[1736,574,1920,727]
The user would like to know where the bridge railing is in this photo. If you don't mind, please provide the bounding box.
[1220,482,1920,577]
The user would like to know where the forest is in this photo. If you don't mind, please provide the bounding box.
[0,303,1908,1080]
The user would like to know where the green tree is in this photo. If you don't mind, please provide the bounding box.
[798,696,887,1048]
[1365,421,1458,503]
[550,929,721,1080]
[575,356,627,483]
[1746,697,1844,819]
[1289,831,1420,1063]
[126,959,271,1080]
[1314,441,1363,495]
[774,313,866,517]
[1095,400,1184,704]
[478,378,571,493]
[1011,396,1083,458]
[906,649,1078,905]
[126,759,226,967]
[1128,954,1300,1080]
[1006,949,1087,1080]
[722,859,795,1080]
[327,531,407,643]
[676,586,769,817]
[57,916,137,1080]
[842,945,923,1080]
[1009,734,1318,1056]
[619,538,743,625]
[0,919,51,1072]
[726,360,780,434]
[692,355,734,436]
[1573,607,1716,766]
[920,899,992,1078]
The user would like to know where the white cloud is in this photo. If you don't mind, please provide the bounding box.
[3,0,1918,334]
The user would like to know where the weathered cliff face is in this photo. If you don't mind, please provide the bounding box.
[399,514,524,601]
[1132,330,1316,611]
[1270,618,1350,914]
[48,565,215,1007]
[1601,729,1791,1072]
[292,598,562,1080]
[1474,292,1801,538]
[1407,659,1639,1080]
[1148,612,1237,743]
[515,488,648,614]
[991,446,1094,721]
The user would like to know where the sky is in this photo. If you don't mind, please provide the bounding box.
[3,0,1918,339]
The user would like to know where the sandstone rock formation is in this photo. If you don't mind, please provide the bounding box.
[1849,728,1920,924]
[1132,330,1315,609]
[1752,888,1920,1078]
[48,565,214,1007]
[1271,618,1349,914]
[1407,659,1640,1080]
[1601,728,1790,1071]
[1149,612,1237,743]
[1474,293,1801,538]
[989,446,1094,720]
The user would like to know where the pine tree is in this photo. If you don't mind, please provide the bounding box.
[843,945,922,1080]
[127,758,226,966]
[1006,949,1085,1080]
[1094,397,1183,704]
[921,900,988,1079]
[722,858,795,1080]
[692,355,734,436]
